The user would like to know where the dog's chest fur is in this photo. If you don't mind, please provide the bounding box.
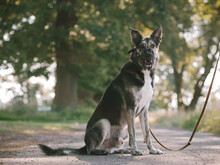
[133,70,153,116]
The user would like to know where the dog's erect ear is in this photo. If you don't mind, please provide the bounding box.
[130,27,143,46]
[150,26,163,45]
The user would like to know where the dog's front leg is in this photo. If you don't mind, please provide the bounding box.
[139,108,163,155]
[126,110,143,156]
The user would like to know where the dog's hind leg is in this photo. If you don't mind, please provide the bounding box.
[85,119,111,155]
[139,108,163,155]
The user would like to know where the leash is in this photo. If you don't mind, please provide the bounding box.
[150,54,220,151]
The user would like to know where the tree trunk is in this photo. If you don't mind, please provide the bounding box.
[173,68,183,108]
[185,78,203,111]
[53,56,78,110]
[185,51,218,111]
[172,58,186,110]
[53,0,78,111]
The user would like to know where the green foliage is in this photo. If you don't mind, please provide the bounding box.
[154,108,220,135]
[153,111,185,128]
[0,0,219,110]
[0,120,83,133]
[0,103,93,123]
[200,108,220,134]
[181,112,200,131]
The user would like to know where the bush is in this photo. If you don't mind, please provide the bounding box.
[0,103,94,123]
[153,108,220,135]
[181,112,200,131]
[200,108,220,134]
[154,111,186,128]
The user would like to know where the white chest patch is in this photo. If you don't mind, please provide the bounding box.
[134,70,153,116]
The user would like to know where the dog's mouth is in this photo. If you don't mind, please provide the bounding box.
[144,60,153,69]
[144,59,153,64]
[142,55,154,69]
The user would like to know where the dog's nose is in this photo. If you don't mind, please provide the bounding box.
[146,48,153,55]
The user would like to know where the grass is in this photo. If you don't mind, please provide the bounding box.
[199,109,220,134]
[0,121,85,138]
[1,102,219,135]
[0,103,93,134]
[0,105,93,124]
[0,120,83,130]
[153,107,220,135]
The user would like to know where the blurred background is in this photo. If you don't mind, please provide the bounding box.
[0,0,219,134]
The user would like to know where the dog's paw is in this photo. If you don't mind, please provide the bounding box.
[131,149,143,156]
[113,148,131,154]
[149,148,163,155]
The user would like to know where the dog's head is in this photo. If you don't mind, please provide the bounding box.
[129,26,162,70]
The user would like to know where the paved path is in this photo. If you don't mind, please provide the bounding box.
[0,123,220,165]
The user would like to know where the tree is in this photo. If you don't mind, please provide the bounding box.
[0,0,54,106]
[131,0,194,110]
[0,0,134,110]
[53,0,79,110]
[0,0,219,112]
[184,0,220,110]
[131,0,219,111]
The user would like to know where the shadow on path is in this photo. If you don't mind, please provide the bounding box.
[0,124,220,165]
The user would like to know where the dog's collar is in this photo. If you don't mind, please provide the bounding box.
[128,47,136,54]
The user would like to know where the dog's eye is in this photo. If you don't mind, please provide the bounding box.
[139,43,146,49]
[151,44,155,49]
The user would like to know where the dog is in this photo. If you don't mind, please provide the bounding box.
[39,26,163,156]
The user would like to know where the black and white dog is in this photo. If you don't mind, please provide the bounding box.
[39,26,163,156]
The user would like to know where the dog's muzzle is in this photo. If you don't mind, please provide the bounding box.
[141,48,155,69]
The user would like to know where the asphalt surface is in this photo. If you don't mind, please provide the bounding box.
[0,123,220,165]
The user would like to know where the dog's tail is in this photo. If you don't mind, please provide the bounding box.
[38,144,87,156]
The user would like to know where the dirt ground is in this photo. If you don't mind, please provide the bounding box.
[0,123,220,165]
